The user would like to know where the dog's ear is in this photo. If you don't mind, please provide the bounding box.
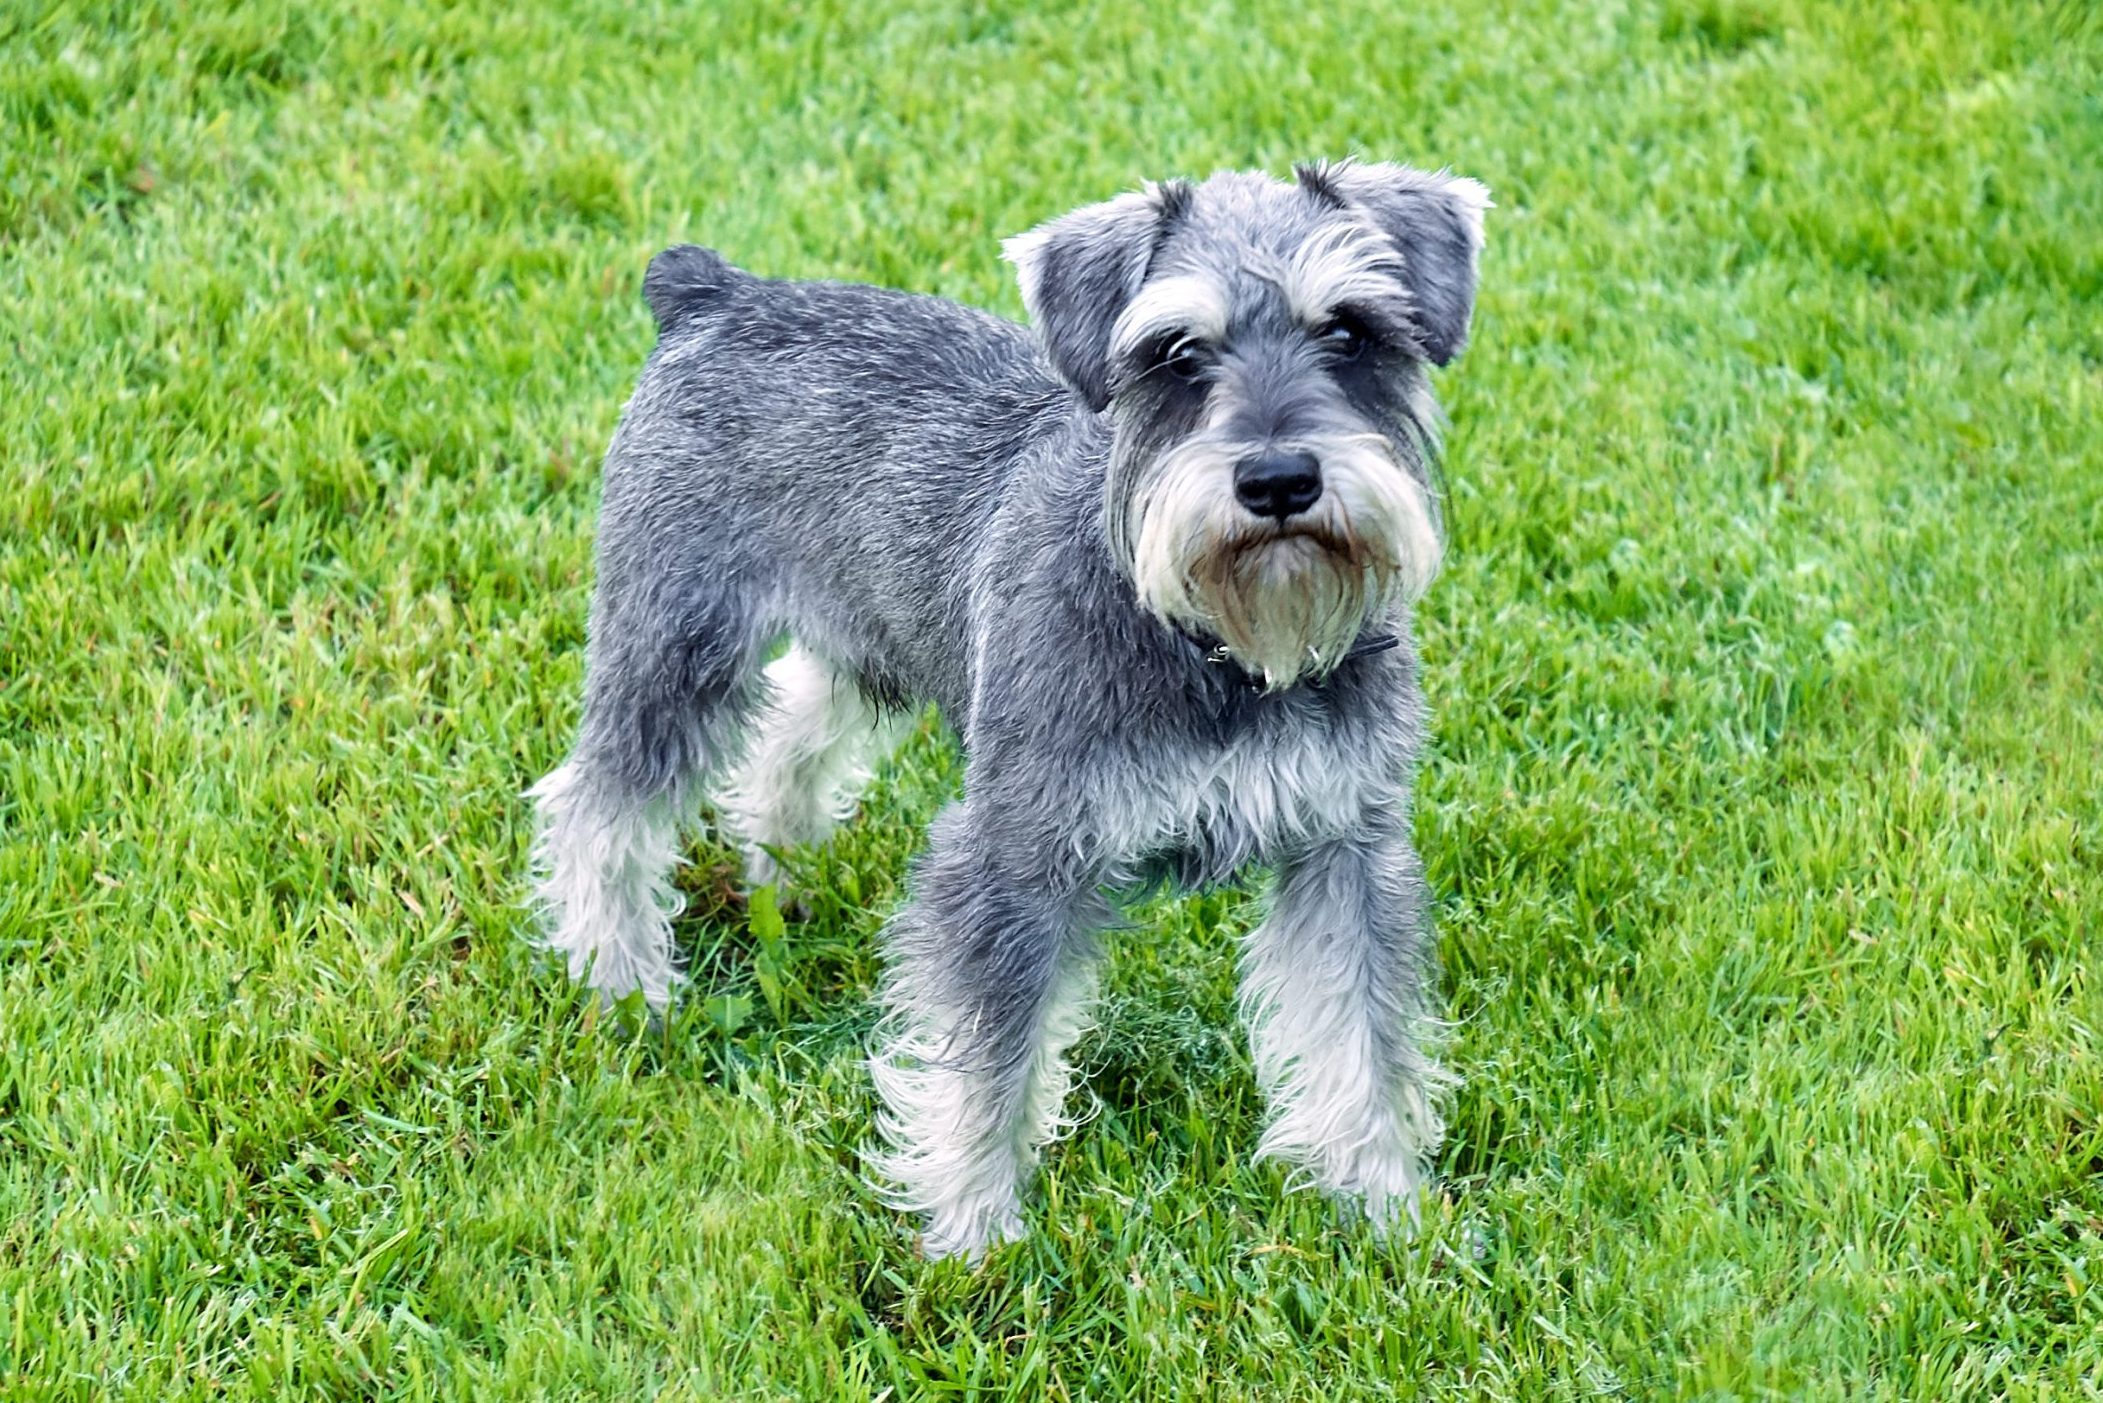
[1303,161,1490,366]
[1004,182,1187,411]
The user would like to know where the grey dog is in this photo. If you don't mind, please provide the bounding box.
[527,161,1489,1260]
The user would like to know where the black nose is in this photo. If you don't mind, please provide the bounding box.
[1233,450,1323,520]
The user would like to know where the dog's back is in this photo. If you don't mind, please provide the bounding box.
[595,246,1084,718]
[637,243,1052,411]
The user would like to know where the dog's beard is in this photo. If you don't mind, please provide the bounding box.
[1124,434,1442,691]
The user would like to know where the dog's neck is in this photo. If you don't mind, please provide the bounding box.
[1169,619,1400,693]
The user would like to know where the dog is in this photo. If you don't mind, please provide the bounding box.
[527,161,1489,1260]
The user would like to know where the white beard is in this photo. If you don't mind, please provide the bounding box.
[1124,433,1443,689]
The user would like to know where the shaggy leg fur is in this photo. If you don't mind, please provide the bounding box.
[1239,812,1449,1229]
[714,643,914,888]
[527,762,691,1010]
[868,803,1106,1260]
[527,582,764,1011]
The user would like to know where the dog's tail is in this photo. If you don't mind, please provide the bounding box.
[643,245,748,335]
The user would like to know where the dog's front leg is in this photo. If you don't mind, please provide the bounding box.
[1240,806,1449,1232]
[867,801,1105,1261]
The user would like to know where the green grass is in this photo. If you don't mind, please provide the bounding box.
[4,0,2101,1396]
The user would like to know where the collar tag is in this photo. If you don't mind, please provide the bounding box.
[1182,628,1400,689]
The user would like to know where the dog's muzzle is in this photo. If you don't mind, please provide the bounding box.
[1126,434,1441,689]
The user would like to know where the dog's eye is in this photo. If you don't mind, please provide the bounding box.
[1148,337,1211,383]
[1317,316,1370,361]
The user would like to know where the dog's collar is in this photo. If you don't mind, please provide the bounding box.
[1175,624,1400,692]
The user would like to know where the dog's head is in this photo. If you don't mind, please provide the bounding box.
[1006,163,1488,690]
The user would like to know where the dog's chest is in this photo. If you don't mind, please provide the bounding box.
[1104,711,1384,879]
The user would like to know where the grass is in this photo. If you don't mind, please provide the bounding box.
[3,0,2101,1396]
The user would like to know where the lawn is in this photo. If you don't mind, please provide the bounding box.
[4,0,2101,1396]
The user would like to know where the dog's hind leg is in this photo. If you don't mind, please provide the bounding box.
[527,577,767,1013]
[713,643,915,890]
[868,800,1106,1260]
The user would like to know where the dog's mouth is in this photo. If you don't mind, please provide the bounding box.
[1180,525,1397,690]
[1228,518,1365,560]
[1204,515,1396,591]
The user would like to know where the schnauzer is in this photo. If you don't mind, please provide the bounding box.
[527,161,1489,1260]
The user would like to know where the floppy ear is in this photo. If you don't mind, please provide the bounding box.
[1307,161,1491,366]
[1003,182,1186,411]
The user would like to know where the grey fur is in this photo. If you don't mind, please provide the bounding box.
[527,162,1490,1259]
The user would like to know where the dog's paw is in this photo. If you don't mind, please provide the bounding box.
[1332,1152,1433,1241]
[1360,1181,1429,1240]
[919,1206,1026,1264]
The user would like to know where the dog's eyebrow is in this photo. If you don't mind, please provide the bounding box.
[1110,274,1230,357]
[1259,222,1409,328]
